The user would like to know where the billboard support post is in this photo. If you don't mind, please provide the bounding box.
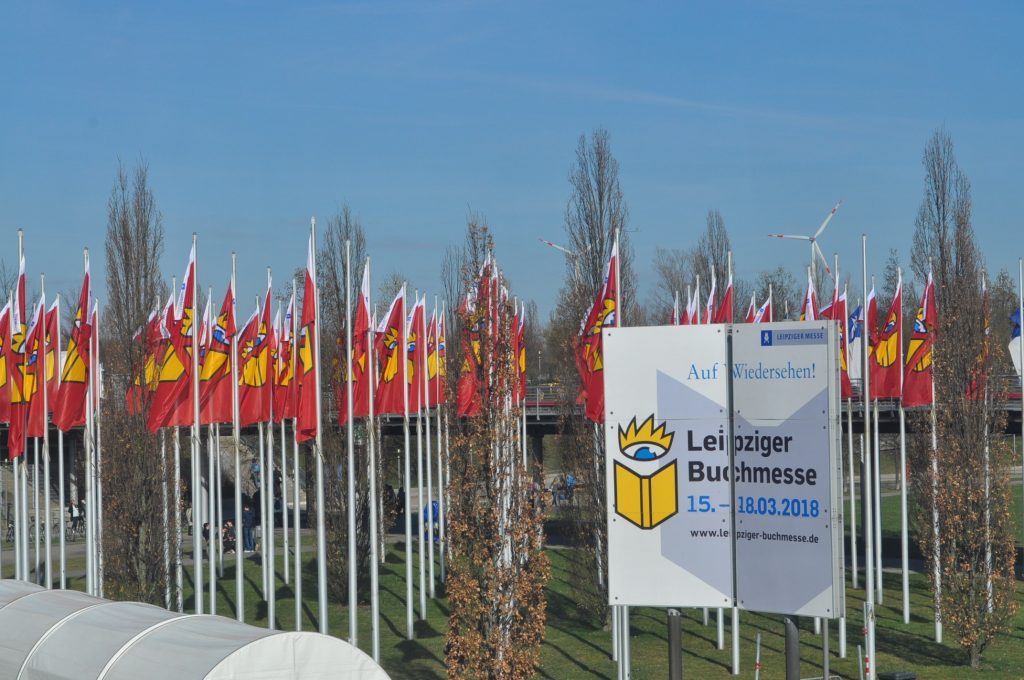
[784,616,800,680]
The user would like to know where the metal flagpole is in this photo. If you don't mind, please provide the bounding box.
[190,234,203,615]
[206,288,217,615]
[216,424,223,577]
[34,439,40,584]
[402,284,414,640]
[415,293,426,620]
[259,421,267,601]
[280,416,288,586]
[174,426,183,611]
[231,254,244,623]
[289,279,300,630]
[266,409,275,627]
[311,219,329,636]
[423,301,435,599]
[1019,259,1023,580]
[84,310,94,594]
[436,301,446,584]
[345,240,357,644]
[161,429,169,607]
[266,268,276,630]
[208,422,216,614]
[897,268,910,624]
[94,300,104,597]
[873,397,882,604]
[41,278,51,589]
[368,262,381,661]
[861,235,877,680]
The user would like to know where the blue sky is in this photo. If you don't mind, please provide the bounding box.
[2,1,1023,318]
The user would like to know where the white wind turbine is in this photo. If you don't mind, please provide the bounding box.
[767,201,842,279]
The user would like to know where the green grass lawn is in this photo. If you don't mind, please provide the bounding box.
[8,535,1024,679]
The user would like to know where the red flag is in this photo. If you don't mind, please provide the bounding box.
[200,282,236,424]
[10,300,43,457]
[295,234,319,442]
[407,296,426,413]
[7,256,28,459]
[274,294,297,420]
[800,270,818,321]
[0,303,11,425]
[238,289,272,427]
[27,300,59,436]
[713,273,733,323]
[434,311,448,406]
[147,244,197,432]
[374,288,406,416]
[339,262,372,425]
[871,274,902,399]
[456,292,483,417]
[743,294,756,324]
[55,271,92,431]
[573,241,617,423]
[703,274,716,324]
[425,311,439,408]
[823,284,853,399]
[754,295,772,324]
[904,271,936,407]
[516,304,527,403]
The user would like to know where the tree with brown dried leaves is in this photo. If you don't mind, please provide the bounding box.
[445,221,549,680]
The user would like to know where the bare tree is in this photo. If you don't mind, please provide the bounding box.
[102,160,168,605]
[551,128,636,624]
[317,205,375,602]
[755,266,799,320]
[909,129,1017,668]
[691,209,731,293]
[650,247,690,322]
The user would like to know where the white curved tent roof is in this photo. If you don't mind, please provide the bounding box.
[1,581,390,680]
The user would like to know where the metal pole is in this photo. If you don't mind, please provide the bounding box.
[423,306,435,599]
[367,260,380,661]
[267,410,275,627]
[190,235,203,615]
[174,427,183,611]
[231,254,244,623]
[873,398,882,604]
[94,300,104,597]
[667,609,682,680]
[259,420,267,600]
[311,219,329,636]
[290,279,301,630]
[848,398,857,589]
[401,286,414,640]
[161,431,169,607]
[784,616,799,680]
[208,423,216,615]
[344,239,357,643]
[58,429,65,589]
[823,618,829,680]
[40,282,51,589]
[754,632,762,680]
[862,235,876,680]
[415,300,426,621]
[280,418,288,585]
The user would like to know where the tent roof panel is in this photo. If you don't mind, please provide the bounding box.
[22,600,181,680]
[0,588,101,678]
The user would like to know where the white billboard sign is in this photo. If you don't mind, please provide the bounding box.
[731,322,844,618]
[603,322,843,618]
[603,325,733,609]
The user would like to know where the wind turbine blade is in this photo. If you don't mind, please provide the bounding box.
[767,233,811,240]
[813,200,843,239]
[813,242,832,276]
[538,238,573,256]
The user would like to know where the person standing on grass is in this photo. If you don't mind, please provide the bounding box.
[242,505,255,552]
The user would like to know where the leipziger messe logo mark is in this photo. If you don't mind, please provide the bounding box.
[614,416,678,529]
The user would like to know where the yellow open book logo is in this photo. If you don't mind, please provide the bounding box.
[614,416,678,529]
